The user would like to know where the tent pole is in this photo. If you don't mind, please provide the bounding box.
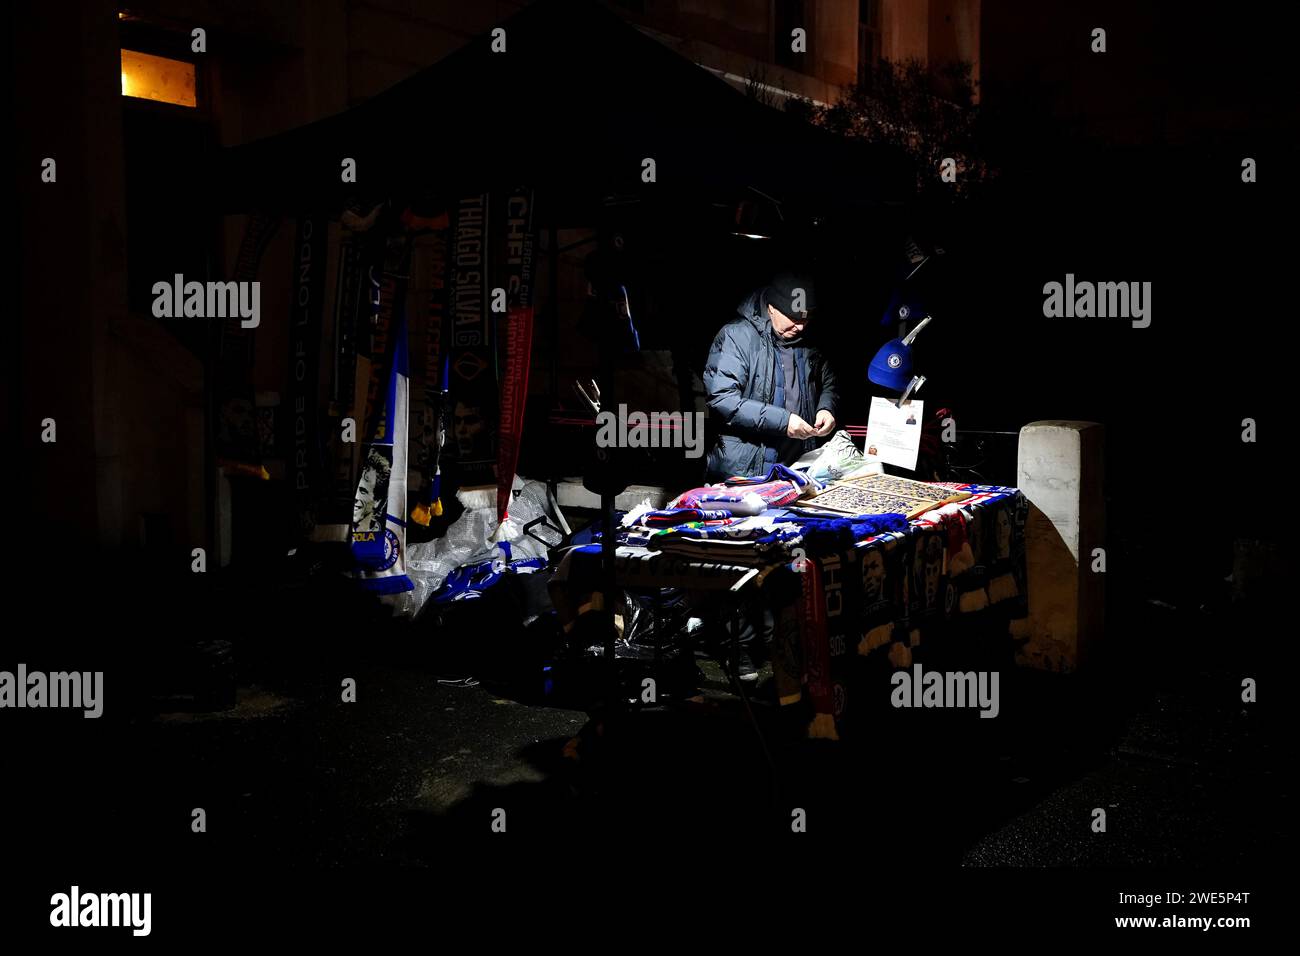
[597,215,618,711]
[548,219,560,489]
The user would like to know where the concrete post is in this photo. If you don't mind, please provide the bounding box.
[1016,420,1105,671]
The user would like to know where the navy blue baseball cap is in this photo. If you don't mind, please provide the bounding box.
[880,290,930,327]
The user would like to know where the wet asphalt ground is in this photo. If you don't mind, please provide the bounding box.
[7,563,1287,888]
[38,606,1283,871]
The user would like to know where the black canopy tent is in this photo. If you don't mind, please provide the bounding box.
[207,0,913,220]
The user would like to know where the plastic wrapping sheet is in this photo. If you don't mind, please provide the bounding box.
[493,476,571,561]
[792,429,882,484]
[398,506,499,618]
[393,474,569,618]
[567,590,696,679]
[620,588,692,650]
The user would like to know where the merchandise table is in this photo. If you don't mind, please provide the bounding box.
[550,482,1028,739]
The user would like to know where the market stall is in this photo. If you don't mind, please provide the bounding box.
[190,0,1028,746]
[199,0,913,624]
[548,458,1027,741]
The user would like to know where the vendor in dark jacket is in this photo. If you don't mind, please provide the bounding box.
[704,272,839,482]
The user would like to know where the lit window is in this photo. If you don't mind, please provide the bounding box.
[120,49,196,107]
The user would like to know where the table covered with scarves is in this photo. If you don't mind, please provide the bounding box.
[549,465,1029,740]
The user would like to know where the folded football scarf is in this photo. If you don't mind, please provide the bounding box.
[647,514,792,543]
[753,513,909,555]
[722,462,823,493]
[645,511,909,561]
[665,487,776,515]
[633,508,737,527]
[667,463,823,514]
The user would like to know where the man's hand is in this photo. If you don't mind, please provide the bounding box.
[813,409,836,436]
[787,414,816,439]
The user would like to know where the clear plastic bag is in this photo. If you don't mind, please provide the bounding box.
[395,475,570,618]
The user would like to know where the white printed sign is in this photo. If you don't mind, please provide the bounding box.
[866,397,924,471]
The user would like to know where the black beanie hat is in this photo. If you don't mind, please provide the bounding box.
[766,272,817,320]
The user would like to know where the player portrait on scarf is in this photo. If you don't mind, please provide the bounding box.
[353,448,393,534]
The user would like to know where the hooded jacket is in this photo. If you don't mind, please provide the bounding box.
[703,289,839,481]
